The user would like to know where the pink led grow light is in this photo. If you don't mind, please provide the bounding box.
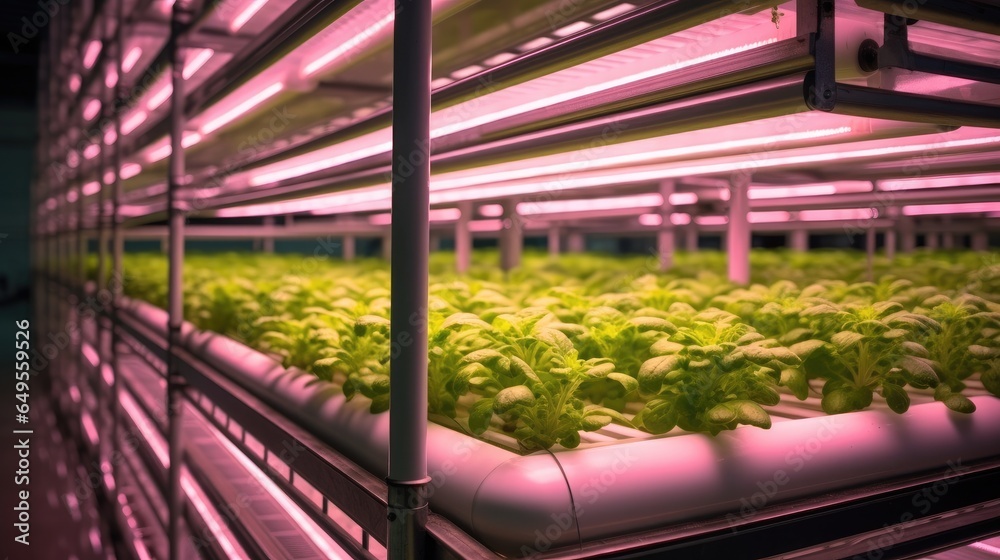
[69,73,81,92]
[592,3,636,21]
[123,47,142,72]
[470,219,503,232]
[230,0,268,31]
[105,68,118,88]
[83,181,100,196]
[200,82,284,134]
[122,111,148,135]
[517,193,662,215]
[83,99,101,121]
[303,12,394,76]
[553,21,592,37]
[671,213,691,225]
[104,129,117,145]
[368,208,461,225]
[147,83,172,111]
[669,192,698,205]
[748,211,792,223]
[183,49,214,80]
[799,208,876,221]
[83,144,101,159]
[748,184,837,199]
[478,204,503,217]
[902,202,1000,216]
[880,172,1000,191]
[695,215,728,226]
[638,213,662,226]
[148,132,204,162]
[83,40,102,69]
[121,163,142,179]
[66,189,79,204]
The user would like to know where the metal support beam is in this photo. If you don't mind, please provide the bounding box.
[167,4,193,558]
[382,231,392,260]
[568,231,585,253]
[926,232,939,250]
[790,228,809,252]
[262,216,275,252]
[728,174,751,285]
[500,198,522,272]
[389,0,432,557]
[658,180,675,271]
[455,202,471,273]
[343,234,356,260]
[866,226,876,282]
[685,225,699,252]
[900,216,916,253]
[972,232,989,251]
[548,225,561,257]
[110,0,125,497]
[884,229,897,260]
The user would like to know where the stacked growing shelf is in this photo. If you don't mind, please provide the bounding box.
[31,0,1000,558]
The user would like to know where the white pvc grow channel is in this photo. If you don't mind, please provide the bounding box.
[119,296,1000,556]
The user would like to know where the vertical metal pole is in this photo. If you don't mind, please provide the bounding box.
[900,216,916,253]
[262,216,275,253]
[343,234,356,260]
[657,180,675,271]
[455,201,472,273]
[884,229,896,260]
[728,174,751,285]
[547,225,560,257]
[111,0,125,491]
[926,231,939,250]
[167,4,192,558]
[789,214,808,251]
[685,223,698,252]
[382,230,392,260]
[389,0,432,558]
[500,199,522,272]
[567,231,585,253]
[865,226,875,282]
[971,231,989,251]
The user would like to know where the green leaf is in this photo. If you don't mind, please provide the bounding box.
[707,403,737,424]
[768,346,802,366]
[493,385,535,414]
[982,368,1000,397]
[822,386,873,414]
[882,329,908,339]
[733,401,772,429]
[780,368,809,400]
[461,349,511,376]
[969,345,1000,359]
[901,341,929,358]
[355,314,390,335]
[899,355,938,388]
[441,312,492,330]
[559,430,581,449]
[606,372,639,394]
[584,363,616,377]
[741,344,773,365]
[831,331,864,349]
[369,393,391,414]
[581,415,612,431]
[630,317,677,333]
[881,382,910,414]
[638,355,680,393]
[789,339,827,360]
[942,393,976,414]
[638,402,678,434]
[779,328,813,345]
[650,338,684,355]
[469,399,495,435]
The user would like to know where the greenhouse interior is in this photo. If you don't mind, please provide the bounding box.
[15,0,1000,557]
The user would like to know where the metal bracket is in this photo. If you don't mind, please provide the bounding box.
[803,0,836,111]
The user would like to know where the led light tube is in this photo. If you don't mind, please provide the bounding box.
[231,0,268,31]
[83,40,102,69]
[183,48,214,80]
[123,47,142,72]
[83,99,101,121]
[903,202,1000,216]
[303,12,394,76]
[200,82,283,134]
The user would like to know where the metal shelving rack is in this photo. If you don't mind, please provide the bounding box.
[31,0,1000,558]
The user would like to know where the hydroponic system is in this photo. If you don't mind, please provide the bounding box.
[30,0,1000,558]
